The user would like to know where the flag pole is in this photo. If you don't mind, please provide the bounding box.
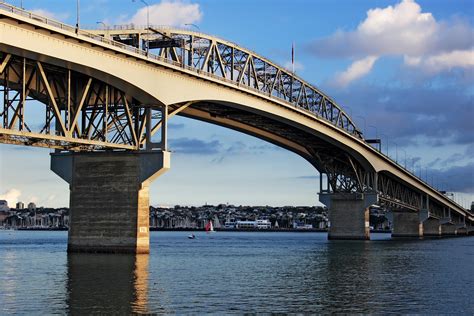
[291,42,295,74]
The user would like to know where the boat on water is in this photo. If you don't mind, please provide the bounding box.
[188,234,196,239]
[205,220,215,233]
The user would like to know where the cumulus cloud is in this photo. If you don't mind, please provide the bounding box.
[128,0,202,27]
[308,0,474,84]
[333,56,378,87]
[0,188,22,207]
[404,49,474,73]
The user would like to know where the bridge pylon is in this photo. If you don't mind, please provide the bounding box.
[321,192,377,240]
[51,150,170,254]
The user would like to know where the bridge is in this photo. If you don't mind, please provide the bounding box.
[0,3,472,253]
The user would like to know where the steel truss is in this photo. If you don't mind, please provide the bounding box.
[101,27,362,138]
[377,173,421,211]
[0,53,167,151]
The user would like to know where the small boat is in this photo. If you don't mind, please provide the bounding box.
[188,234,196,239]
[205,220,215,233]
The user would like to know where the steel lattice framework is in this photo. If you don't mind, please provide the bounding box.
[0,53,166,151]
[93,25,363,139]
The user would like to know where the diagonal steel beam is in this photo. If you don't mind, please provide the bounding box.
[69,77,92,137]
[36,62,67,136]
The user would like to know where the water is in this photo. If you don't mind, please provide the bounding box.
[0,231,473,314]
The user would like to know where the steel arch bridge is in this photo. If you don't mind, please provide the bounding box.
[0,3,472,246]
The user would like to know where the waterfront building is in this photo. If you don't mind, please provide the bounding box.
[16,201,24,209]
[236,220,258,229]
[256,219,271,229]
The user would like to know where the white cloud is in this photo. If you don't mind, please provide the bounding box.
[128,0,202,27]
[309,0,474,83]
[334,56,378,87]
[30,9,70,21]
[404,49,474,73]
[0,188,22,207]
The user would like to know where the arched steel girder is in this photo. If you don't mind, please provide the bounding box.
[170,100,375,194]
[87,26,363,139]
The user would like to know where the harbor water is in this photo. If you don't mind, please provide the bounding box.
[0,231,473,314]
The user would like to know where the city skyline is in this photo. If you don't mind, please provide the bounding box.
[0,0,473,208]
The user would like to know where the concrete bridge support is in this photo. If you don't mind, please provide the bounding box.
[321,193,376,240]
[51,151,170,254]
[422,217,441,237]
[440,222,457,236]
[391,211,423,238]
[455,226,468,236]
[468,227,474,236]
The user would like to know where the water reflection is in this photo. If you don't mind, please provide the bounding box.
[66,253,149,314]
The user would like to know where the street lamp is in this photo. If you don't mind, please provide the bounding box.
[76,0,80,34]
[400,149,407,168]
[389,140,398,163]
[132,0,150,54]
[355,115,366,136]
[184,23,200,31]
[380,133,389,156]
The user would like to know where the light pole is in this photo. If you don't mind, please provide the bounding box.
[132,0,149,54]
[355,115,366,136]
[96,21,107,29]
[390,141,398,163]
[380,133,388,156]
[96,21,109,38]
[400,149,407,168]
[184,23,200,31]
[76,0,80,34]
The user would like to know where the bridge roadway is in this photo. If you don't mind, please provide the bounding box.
[0,4,472,253]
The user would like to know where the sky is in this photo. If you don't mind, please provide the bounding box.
[0,0,473,208]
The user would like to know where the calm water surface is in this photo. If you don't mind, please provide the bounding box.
[0,231,473,314]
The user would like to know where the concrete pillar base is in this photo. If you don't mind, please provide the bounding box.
[51,150,170,254]
[441,223,457,236]
[322,193,375,240]
[391,211,423,238]
[422,217,441,237]
[456,226,467,236]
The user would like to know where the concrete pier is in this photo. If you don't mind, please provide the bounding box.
[422,217,441,237]
[455,226,467,236]
[391,211,423,238]
[440,222,457,236]
[322,193,375,240]
[51,151,170,254]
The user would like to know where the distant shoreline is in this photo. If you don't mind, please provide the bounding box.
[5,227,392,234]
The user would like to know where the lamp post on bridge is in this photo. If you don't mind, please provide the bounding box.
[184,23,200,31]
[355,115,366,137]
[400,149,407,169]
[389,141,398,163]
[75,0,80,34]
[380,133,389,156]
[132,0,150,55]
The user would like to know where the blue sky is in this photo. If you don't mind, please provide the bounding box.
[0,0,473,208]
